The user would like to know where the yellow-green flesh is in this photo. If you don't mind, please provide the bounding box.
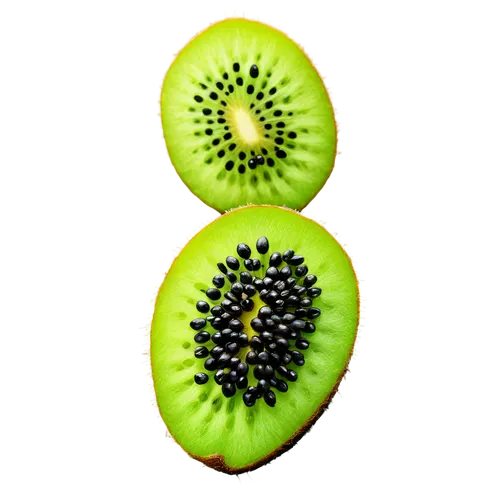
[151,206,358,470]
[161,19,337,213]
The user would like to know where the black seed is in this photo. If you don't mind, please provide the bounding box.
[234,362,248,377]
[276,149,287,159]
[196,301,210,314]
[276,379,288,393]
[265,134,270,138]
[250,317,265,333]
[210,306,224,316]
[307,288,322,298]
[209,92,218,100]
[253,364,266,379]
[229,304,243,317]
[194,372,209,385]
[205,128,213,136]
[256,92,264,100]
[190,318,206,330]
[257,351,269,364]
[236,376,248,389]
[252,155,263,166]
[225,256,239,271]
[275,137,284,145]
[288,131,297,139]
[212,333,223,346]
[255,236,268,254]
[244,284,256,297]
[274,110,283,116]
[243,259,253,271]
[212,275,225,288]
[237,243,251,259]
[262,331,275,343]
[217,353,232,368]
[222,382,236,398]
[282,352,292,365]
[210,345,224,359]
[277,130,284,136]
[276,122,285,128]
[225,161,234,171]
[291,351,305,366]
[236,77,243,86]
[227,84,234,94]
[264,390,276,407]
[294,308,307,319]
[257,379,270,394]
[226,342,239,355]
[253,278,264,290]
[280,266,292,280]
[237,334,249,348]
[267,158,275,167]
[204,357,217,371]
[243,391,256,407]
[231,282,244,295]
[248,158,257,169]
[194,346,209,359]
[269,87,277,95]
[233,62,240,72]
[194,95,203,102]
[265,101,273,109]
[238,272,251,284]
[252,259,261,270]
[215,150,225,159]
[304,322,316,334]
[206,288,221,300]
[223,292,237,303]
[249,64,259,78]
[303,274,318,288]
[269,252,282,267]
[214,369,226,385]
[276,338,289,352]
[223,72,229,80]
[223,132,232,140]
[277,365,288,377]
[296,338,310,350]
[286,255,304,266]
[282,250,294,263]
[250,337,264,354]
[217,118,226,123]
[294,265,308,277]
[237,152,246,162]
[202,108,212,115]
[291,319,306,330]
[246,351,258,365]
[307,308,321,319]
[238,164,245,174]
[194,330,210,344]
[269,352,281,368]
[300,298,312,308]
[216,82,224,90]
[285,369,298,382]
[226,271,237,283]
[264,124,272,130]
[221,100,227,106]
[229,319,244,332]
[266,267,279,280]
[247,85,254,94]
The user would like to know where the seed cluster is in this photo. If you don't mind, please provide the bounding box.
[191,236,321,407]
[190,62,300,175]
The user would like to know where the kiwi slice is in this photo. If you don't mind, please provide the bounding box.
[151,206,359,473]
[160,19,337,212]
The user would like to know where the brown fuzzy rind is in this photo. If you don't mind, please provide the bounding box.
[151,205,359,475]
[158,15,339,213]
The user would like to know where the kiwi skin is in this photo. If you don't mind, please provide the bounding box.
[151,205,359,475]
[158,14,340,213]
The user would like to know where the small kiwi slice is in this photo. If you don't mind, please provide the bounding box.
[151,206,359,473]
[160,19,337,213]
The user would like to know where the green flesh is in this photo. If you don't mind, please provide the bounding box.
[161,19,337,213]
[151,206,358,471]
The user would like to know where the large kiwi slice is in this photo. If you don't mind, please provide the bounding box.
[160,19,337,212]
[151,206,359,473]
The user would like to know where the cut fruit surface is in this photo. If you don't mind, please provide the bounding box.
[160,19,337,212]
[151,206,359,473]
